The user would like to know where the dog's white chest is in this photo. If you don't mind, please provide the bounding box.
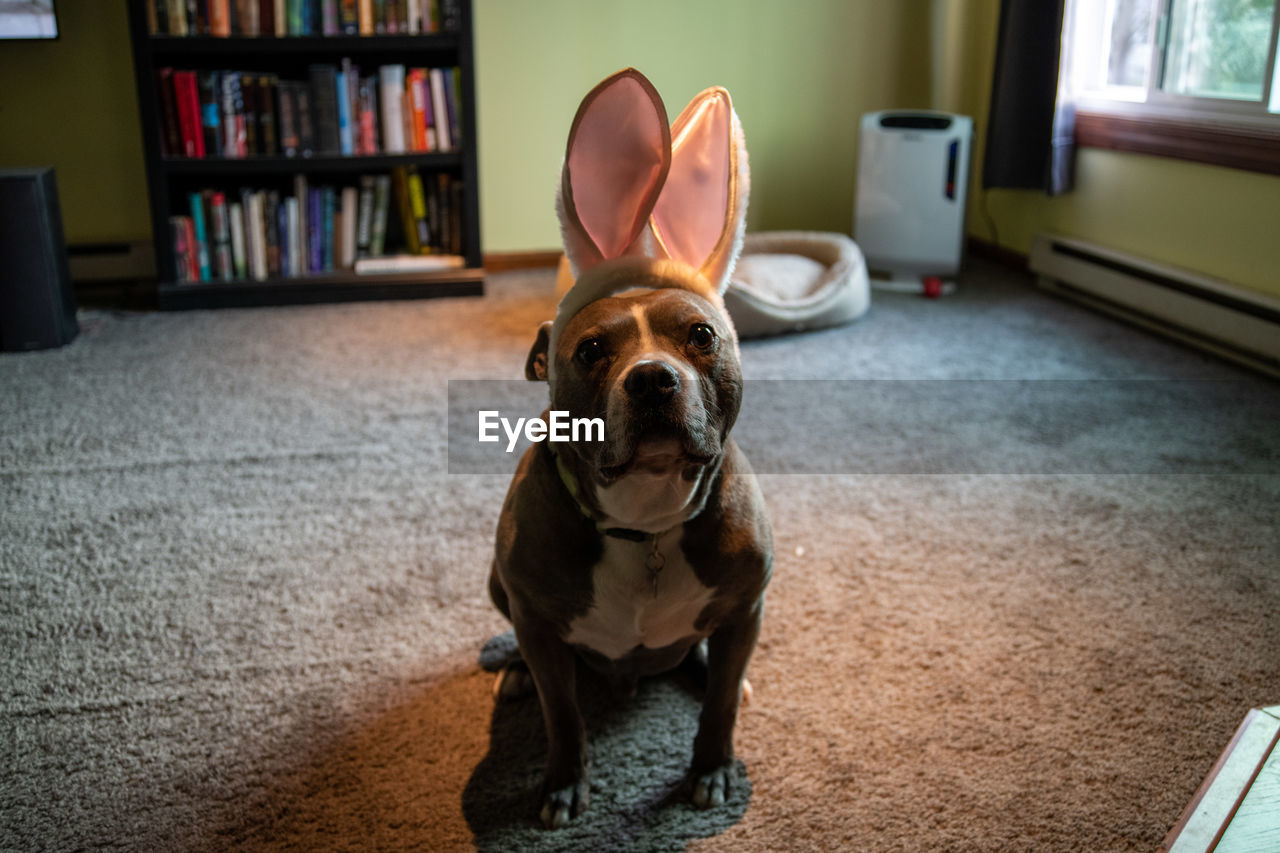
[566,529,715,660]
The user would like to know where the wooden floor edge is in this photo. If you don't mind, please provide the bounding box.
[483,250,561,272]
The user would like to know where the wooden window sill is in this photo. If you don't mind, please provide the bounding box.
[1075,110,1280,176]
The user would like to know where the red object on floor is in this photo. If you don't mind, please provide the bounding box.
[923,276,943,298]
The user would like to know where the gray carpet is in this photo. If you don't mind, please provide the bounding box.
[2,260,1277,851]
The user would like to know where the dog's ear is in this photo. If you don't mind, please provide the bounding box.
[524,322,552,381]
[649,87,750,293]
[557,68,671,276]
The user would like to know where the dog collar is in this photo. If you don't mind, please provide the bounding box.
[551,447,654,542]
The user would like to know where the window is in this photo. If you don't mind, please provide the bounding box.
[1066,0,1280,173]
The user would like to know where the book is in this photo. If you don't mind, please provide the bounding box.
[170,216,192,283]
[258,74,278,156]
[308,188,323,273]
[322,0,340,34]
[264,190,281,277]
[156,69,182,158]
[340,186,358,268]
[322,186,336,271]
[355,174,375,258]
[378,65,406,154]
[220,73,247,158]
[428,68,451,153]
[340,0,359,34]
[240,74,259,155]
[309,64,341,155]
[406,69,428,151]
[285,197,301,277]
[197,71,223,157]
[354,254,464,275]
[336,65,353,156]
[293,174,308,269]
[295,84,315,157]
[358,0,373,34]
[278,81,299,157]
[228,201,248,278]
[209,0,231,36]
[370,174,391,256]
[172,70,203,157]
[209,191,234,280]
[445,67,462,150]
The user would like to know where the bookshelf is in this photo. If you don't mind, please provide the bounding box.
[126,1,483,310]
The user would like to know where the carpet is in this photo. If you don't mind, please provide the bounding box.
[2,260,1277,851]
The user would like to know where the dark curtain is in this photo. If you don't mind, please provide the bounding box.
[983,0,1075,195]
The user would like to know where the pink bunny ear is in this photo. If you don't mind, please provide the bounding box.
[650,87,749,292]
[558,68,671,273]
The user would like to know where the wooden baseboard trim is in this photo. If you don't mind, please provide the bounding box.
[483,250,561,272]
[967,237,1029,272]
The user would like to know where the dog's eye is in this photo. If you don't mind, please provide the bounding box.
[688,323,715,350]
[575,338,606,367]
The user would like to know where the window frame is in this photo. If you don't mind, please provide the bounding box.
[1070,0,1280,175]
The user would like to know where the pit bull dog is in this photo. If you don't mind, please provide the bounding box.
[488,68,772,829]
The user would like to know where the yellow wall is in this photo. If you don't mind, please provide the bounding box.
[934,0,1280,299]
[473,0,933,251]
[2,1,1275,299]
[0,3,150,244]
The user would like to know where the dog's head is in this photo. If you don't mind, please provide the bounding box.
[526,68,750,486]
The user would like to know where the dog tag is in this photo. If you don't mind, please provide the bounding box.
[645,538,665,597]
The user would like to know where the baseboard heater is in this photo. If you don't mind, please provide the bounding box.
[1029,234,1280,376]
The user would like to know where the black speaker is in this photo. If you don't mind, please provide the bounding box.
[0,168,78,351]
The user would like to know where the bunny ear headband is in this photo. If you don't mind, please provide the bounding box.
[547,68,750,379]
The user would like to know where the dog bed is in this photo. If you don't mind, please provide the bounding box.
[723,231,870,338]
[553,230,869,339]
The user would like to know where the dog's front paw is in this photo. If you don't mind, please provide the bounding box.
[690,763,734,809]
[540,776,589,829]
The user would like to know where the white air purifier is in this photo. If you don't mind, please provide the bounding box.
[854,111,972,294]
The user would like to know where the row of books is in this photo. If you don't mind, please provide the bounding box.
[169,166,465,284]
[158,64,461,160]
[147,0,460,37]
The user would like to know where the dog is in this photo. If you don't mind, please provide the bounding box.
[488,68,772,829]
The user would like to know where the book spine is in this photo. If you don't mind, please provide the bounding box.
[278,81,299,157]
[378,65,406,154]
[407,166,431,253]
[228,201,247,278]
[421,70,435,150]
[340,186,358,269]
[339,0,359,33]
[240,74,259,156]
[264,190,281,277]
[358,0,373,34]
[448,176,463,255]
[309,64,341,155]
[166,0,188,36]
[209,0,231,35]
[428,68,450,154]
[370,174,390,256]
[188,193,212,281]
[274,0,287,35]
[336,65,353,156]
[276,190,290,277]
[355,174,375,258]
[170,216,191,283]
[322,187,336,271]
[406,0,419,33]
[391,166,415,254]
[258,74,278,156]
[156,69,182,158]
[209,191,234,280]
[322,0,340,34]
[407,69,428,152]
[293,174,308,269]
[439,0,458,31]
[285,197,301,277]
[445,67,462,150]
[287,0,303,34]
[308,188,323,273]
[198,71,223,157]
[219,72,246,158]
[259,0,275,36]
[295,85,315,156]
[172,71,201,158]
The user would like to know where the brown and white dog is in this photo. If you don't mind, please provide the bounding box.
[488,68,772,829]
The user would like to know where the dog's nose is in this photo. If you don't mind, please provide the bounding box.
[624,361,680,402]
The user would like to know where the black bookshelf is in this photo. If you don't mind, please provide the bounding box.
[126,1,484,311]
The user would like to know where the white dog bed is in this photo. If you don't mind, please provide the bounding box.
[723,231,870,338]
[553,230,869,339]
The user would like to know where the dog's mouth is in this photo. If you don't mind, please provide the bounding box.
[598,435,715,482]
